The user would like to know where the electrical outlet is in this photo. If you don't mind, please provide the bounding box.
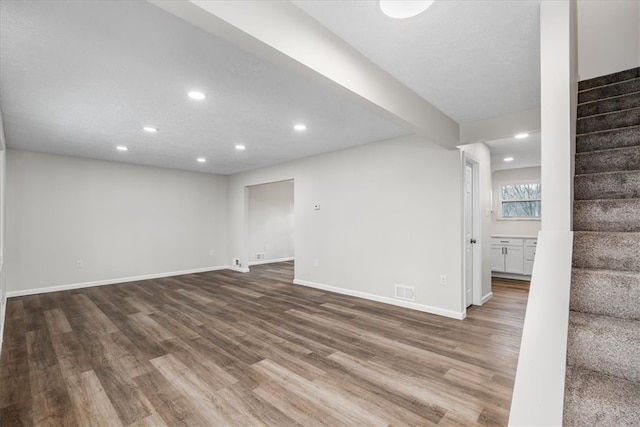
[313,259,319,267]
[209,249,215,256]
[439,275,447,286]
[76,260,84,268]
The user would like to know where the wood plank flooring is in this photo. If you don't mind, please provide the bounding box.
[0,263,530,426]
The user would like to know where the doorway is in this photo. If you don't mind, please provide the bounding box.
[464,158,480,308]
[247,180,295,266]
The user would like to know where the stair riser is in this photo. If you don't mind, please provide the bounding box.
[576,126,640,153]
[571,269,640,320]
[578,67,640,91]
[576,108,640,134]
[575,146,640,174]
[578,92,640,118]
[574,171,640,200]
[567,313,640,383]
[578,78,640,103]
[564,367,640,427]
[574,200,640,232]
[573,232,640,272]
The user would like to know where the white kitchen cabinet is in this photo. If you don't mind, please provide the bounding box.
[523,239,537,275]
[491,236,536,276]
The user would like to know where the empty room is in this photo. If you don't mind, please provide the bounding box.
[1,0,639,426]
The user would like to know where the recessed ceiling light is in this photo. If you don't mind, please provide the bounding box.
[143,126,158,133]
[188,91,206,100]
[294,124,307,131]
[116,146,128,151]
[380,0,435,19]
[197,157,206,163]
[235,144,246,151]
[515,133,529,139]
[504,157,514,162]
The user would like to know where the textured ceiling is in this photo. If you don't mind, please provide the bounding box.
[0,0,408,175]
[292,0,541,124]
[1,0,542,175]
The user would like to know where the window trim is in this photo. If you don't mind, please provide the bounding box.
[498,181,542,221]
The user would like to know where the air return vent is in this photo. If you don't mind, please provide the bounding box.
[394,284,415,301]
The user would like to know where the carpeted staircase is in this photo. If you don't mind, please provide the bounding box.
[564,67,640,426]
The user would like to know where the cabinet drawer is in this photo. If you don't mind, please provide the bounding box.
[524,246,536,261]
[524,238,537,247]
[491,238,523,246]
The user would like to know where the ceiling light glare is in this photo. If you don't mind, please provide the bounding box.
[515,133,529,139]
[116,146,128,151]
[197,157,206,163]
[143,126,158,133]
[504,157,514,162]
[380,0,435,19]
[235,144,246,151]
[294,124,307,131]
[188,91,206,100]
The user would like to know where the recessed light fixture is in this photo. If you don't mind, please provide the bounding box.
[197,157,206,163]
[235,144,246,151]
[380,0,435,19]
[515,133,529,139]
[143,126,158,133]
[294,123,307,131]
[188,91,206,100]
[504,157,514,162]
[116,146,128,151]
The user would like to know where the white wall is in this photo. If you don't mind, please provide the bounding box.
[248,180,294,263]
[6,150,228,294]
[0,111,6,349]
[492,167,542,237]
[577,0,640,80]
[459,142,493,302]
[227,135,464,318]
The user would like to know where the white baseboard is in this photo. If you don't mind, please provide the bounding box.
[492,272,532,281]
[248,257,294,266]
[481,292,494,304]
[226,266,250,273]
[293,278,465,320]
[6,265,231,298]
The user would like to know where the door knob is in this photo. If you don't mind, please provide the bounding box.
[470,238,477,244]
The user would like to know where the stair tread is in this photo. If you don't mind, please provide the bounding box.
[576,107,640,135]
[564,366,640,427]
[575,169,640,177]
[578,67,640,91]
[578,91,640,119]
[578,78,640,104]
[577,105,640,120]
[575,144,640,156]
[567,311,640,382]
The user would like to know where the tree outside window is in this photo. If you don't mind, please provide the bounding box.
[501,183,541,218]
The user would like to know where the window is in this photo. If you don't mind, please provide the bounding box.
[500,183,541,219]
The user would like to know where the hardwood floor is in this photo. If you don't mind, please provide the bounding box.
[0,263,530,426]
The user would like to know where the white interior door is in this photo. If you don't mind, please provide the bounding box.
[464,162,474,308]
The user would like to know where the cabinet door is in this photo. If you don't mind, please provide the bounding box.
[524,260,534,275]
[505,246,524,274]
[491,246,505,272]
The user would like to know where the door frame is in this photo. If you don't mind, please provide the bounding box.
[462,153,483,310]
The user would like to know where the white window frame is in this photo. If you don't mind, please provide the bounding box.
[498,181,541,221]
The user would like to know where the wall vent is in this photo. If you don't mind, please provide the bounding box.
[394,284,415,301]
[256,253,266,260]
